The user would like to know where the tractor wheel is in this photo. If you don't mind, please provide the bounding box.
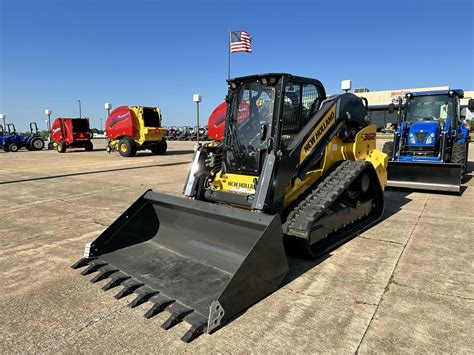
[382,141,395,156]
[118,138,137,157]
[8,143,19,152]
[451,142,468,173]
[56,143,66,153]
[47,142,54,150]
[151,140,167,155]
[84,141,94,151]
[31,138,45,151]
[105,145,112,153]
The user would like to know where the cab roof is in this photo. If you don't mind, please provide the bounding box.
[407,89,464,98]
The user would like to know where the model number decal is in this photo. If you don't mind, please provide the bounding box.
[361,133,376,140]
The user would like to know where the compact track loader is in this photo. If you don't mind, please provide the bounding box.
[72,73,387,342]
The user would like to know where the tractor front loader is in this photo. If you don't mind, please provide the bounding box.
[72,73,387,342]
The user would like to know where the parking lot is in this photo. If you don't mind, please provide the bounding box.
[1,139,473,352]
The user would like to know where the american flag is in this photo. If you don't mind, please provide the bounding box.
[230,31,252,53]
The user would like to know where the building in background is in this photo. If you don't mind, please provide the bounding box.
[353,86,474,130]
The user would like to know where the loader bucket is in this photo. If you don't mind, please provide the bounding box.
[387,161,463,193]
[72,191,288,342]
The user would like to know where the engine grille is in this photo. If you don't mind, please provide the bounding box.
[415,132,428,143]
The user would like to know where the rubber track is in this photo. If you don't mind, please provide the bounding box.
[284,160,370,239]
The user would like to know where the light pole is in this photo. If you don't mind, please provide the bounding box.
[193,94,202,145]
[104,103,112,133]
[0,113,6,128]
[77,99,82,118]
[45,109,53,149]
[45,109,52,132]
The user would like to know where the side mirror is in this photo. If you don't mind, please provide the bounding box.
[388,103,395,113]
[260,124,267,140]
[468,98,474,111]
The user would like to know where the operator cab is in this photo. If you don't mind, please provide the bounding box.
[401,90,464,155]
[224,73,326,175]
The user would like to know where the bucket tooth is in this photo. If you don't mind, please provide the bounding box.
[144,295,175,319]
[71,257,95,269]
[114,281,144,300]
[102,274,130,291]
[128,291,158,309]
[161,304,193,330]
[181,322,206,343]
[90,268,118,284]
[80,261,107,276]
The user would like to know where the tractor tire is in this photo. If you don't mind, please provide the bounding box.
[3,145,10,152]
[382,141,395,156]
[47,142,54,150]
[451,142,468,173]
[118,138,137,157]
[84,141,93,152]
[151,140,167,155]
[8,143,19,152]
[31,138,45,151]
[105,145,112,153]
[56,143,66,153]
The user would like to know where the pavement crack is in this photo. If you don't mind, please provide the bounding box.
[93,220,109,227]
[390,280,474,301]
[42,304,128,351]
[78,305,128,332]
[355,194,430,354]
[358,235,404,245]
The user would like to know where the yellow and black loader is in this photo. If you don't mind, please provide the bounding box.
[72,73,388,342]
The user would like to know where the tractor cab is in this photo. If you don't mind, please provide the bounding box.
[395,90,466,159]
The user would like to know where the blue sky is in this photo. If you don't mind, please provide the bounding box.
[1,0,473,131]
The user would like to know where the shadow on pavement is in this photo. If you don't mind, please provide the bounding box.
[0,161,190,185]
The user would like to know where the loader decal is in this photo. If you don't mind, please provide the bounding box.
[300,105,336,163]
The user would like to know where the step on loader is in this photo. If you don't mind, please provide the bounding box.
[72,73,388,342]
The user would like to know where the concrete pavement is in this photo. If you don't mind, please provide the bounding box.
[1,140,472,352]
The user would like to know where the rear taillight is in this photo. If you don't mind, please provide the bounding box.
[155,128,160,133]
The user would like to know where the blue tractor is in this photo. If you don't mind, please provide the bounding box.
[383,90,473,193]
[0,124,23,152]
[22,122,45,151]
[0,123,44,152]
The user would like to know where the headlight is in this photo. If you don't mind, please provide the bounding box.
[409,133,416,144]
[425,133,435,144]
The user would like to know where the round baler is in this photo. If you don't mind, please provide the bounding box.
[50,118,94,153]
[105,106,168,157]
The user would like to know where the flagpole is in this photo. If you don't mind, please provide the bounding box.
[228,31,231,80]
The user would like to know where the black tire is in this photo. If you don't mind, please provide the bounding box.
[8,143,19,152]
[56,142,66,153]
[47,142,54,150]
[150,140,167,155]
[3,145,10,152]
[382,141,395,156]
[84,141,93,151]
[118,137,137,157]
[31,138,44,151]
[451,142,468,173]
